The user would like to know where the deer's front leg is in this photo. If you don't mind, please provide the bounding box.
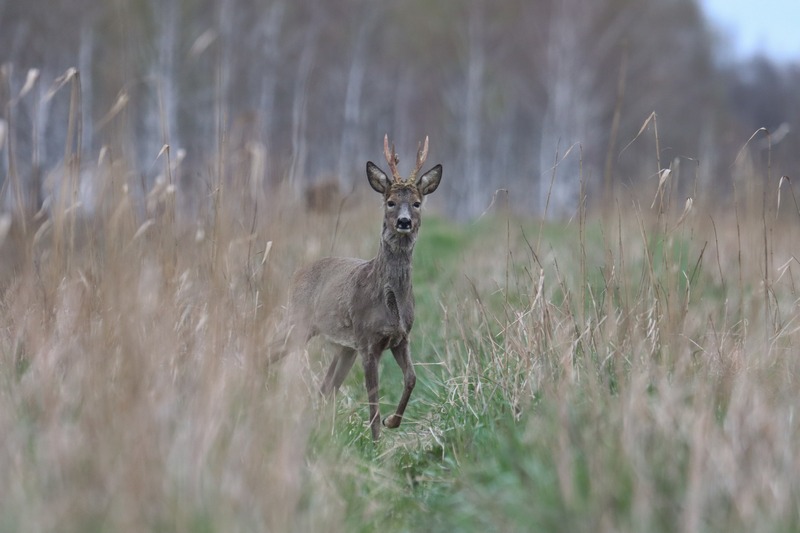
[383,339,415,429]
[362,349,382,441]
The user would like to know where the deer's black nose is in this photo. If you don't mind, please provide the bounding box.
[397,217,412,231]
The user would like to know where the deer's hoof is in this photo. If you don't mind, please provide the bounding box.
[383,414,402,429]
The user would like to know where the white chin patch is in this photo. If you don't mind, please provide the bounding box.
[396,227,412,234]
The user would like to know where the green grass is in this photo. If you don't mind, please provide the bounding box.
[337,207,797,532]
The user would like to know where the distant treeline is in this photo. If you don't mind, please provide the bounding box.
[1,0,798,218]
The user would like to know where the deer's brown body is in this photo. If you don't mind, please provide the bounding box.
[270,136,442,440]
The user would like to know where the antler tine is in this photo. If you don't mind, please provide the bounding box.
[408,136,429,183]
[383,134,402,183]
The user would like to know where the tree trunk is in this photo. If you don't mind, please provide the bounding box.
[158,0,179,152]
[337,8,375,187]
[288,6,323,188]
[79,24,94,157]
[463,1,485,218]
[538,0,596,219]
[257,0,286,185]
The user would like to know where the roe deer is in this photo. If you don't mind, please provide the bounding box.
[269,135,442,441]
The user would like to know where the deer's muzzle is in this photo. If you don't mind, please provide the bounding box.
[396,217,412,232]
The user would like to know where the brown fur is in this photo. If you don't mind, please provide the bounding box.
[269,137,442,440]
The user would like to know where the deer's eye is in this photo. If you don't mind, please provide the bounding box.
[413,202,421,209]
[387,200,396,208]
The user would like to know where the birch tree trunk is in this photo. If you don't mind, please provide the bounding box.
[158,0,179,152]
[537,0,597,218]
[78,23,94,157]
[142,0,180,176]
[257,0,286,184]
[463,1,485,218]
[288,6,323,188]
[337,6,376,186]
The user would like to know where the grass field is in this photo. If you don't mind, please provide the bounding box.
[1,160,799,533]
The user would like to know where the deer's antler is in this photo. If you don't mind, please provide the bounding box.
[407,136,429,184]
[383,134,402,183]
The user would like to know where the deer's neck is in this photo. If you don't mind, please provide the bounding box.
[373,231,415,298]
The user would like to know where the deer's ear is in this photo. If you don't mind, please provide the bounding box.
[418,164,442,196]
[367,162,390,194]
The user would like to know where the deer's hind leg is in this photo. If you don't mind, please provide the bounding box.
[383,339,416,429]
[321,346,357,395]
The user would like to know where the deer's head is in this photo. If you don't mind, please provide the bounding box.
[366,135,442,244]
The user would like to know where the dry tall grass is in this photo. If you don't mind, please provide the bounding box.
[0,156,379,531]
[1,124,800,532]
[426,162,800,531]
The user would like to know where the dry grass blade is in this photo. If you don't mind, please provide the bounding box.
[619,110,656,157]
[732,126,768,166]
[156,143,170,161]
[95,91,130,130]
[650,168,671,209]
[44,67,78,102]
[9,68,39,105]
[670,197,693,233]
[776,175,799,220]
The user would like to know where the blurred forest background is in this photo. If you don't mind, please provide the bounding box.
[1,0,798,219]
